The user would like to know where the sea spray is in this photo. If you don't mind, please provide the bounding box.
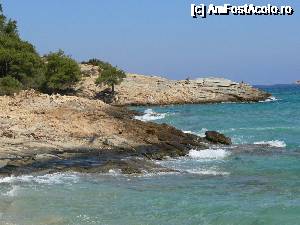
[134,109,166,122]
[259,96,280,103]
[0,173,80,185]
[254,140,287,148]
[188,149,230,160]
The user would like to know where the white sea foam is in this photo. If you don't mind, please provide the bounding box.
[108,169,122,176]
[0,173,80,185]
[188,149,230,160]
[4,185,20,197]
[134,109,166,122]
[183,128,208,137]
[186,169,230,176]
[254,140,287,148]
[259,96,279,103]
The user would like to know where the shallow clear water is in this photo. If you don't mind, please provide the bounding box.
[1,85,300,225]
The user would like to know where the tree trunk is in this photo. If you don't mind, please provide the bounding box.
[111,83,115,94]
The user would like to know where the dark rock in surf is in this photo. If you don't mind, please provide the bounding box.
[205,131,232,145]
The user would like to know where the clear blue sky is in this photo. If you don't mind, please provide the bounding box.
[2,0,299,84]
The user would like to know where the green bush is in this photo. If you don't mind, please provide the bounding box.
[0,76,22,95]
[83,58,113,71]
[95,66,126,94]
[44,50,81,93]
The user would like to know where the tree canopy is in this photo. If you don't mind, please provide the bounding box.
[84,58,126,94]
[0,4,125,97]
[43,50,81,93]
[95,66,126,93]
[0,4,45,94]
[0,4,81,95]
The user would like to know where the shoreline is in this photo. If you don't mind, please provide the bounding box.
[0,72,271,177]
[0,89,235,177]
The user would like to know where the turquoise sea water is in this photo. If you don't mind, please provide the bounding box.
[1,85,300,225]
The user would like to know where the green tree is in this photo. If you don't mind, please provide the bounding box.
[0,35,46,89]
[44,50,81,93]
[95,66,126,94]
[0,4,45,95]
[0,4,18,37]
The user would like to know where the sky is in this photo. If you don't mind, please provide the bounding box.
[2,0,300,84]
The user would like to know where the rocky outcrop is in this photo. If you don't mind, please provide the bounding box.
[75,64,271,105]
[0,90,225,176]
[205,131,232,145]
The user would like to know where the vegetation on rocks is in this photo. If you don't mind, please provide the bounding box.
[83,58,112,71]
[95,66,126,94]
[0,5,45,94]
[0,4,81,95]
[0,75,21,95]
[43,50,81,93]
[84,58,126,94]
[0,4,125,96]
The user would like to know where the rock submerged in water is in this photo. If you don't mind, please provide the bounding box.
[205,131,232,145]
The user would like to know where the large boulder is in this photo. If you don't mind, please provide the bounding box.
[205,131,232,145]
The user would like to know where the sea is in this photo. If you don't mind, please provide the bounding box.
[1,84,300,225]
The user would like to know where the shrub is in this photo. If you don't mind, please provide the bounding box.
[44,50,81,93]
[83,58,112,71]
[0,76,22,95]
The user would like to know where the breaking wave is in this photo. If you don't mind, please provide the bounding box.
[3,185,20,197]
[186,169,230,176]
[188,149,230,160]
[0,173,80,185]
[134,109,166,122]
[254,140,287,148]
[259,96,280,103]
[183,128,208,137]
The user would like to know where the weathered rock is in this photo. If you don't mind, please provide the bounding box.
[0,90,209,175]
[34,154,61,161]
[75,65,271,105]
[205,131,232,145]
[0,159,9,169]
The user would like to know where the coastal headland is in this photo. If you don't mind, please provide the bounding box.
[77,64,271,105]
[0,65,271,176]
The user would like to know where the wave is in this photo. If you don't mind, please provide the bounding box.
[232,126,295,131]
[183,128,208,137]
[254,140,286,148]
[3,185,20,197]
[259,96,280,103]
[0,173,80,185]
[188,149,230,160]
[186,169,229,176]
[107,169,122,176]
[134,109,166,122]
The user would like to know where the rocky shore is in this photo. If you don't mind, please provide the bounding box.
[77,64,271,105]
[0,68,272,176]
[0,90,234,176]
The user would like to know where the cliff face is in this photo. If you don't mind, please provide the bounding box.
[76,64,271,105]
